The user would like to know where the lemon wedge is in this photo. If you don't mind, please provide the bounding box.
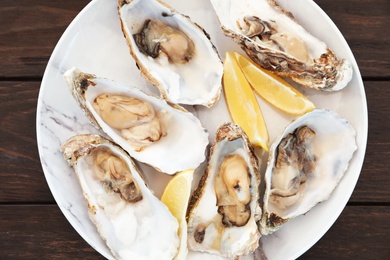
[161,169,194,260]
[235,52,315,116]
[223,52,269,151]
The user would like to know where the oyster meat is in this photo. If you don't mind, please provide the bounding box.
[261,109,357,235]
[187,123,261,259]
[210,0,353,91]
[60,134,179,259]
[93,94,166,151]
[118,0,223,107]
[64,67,209,175]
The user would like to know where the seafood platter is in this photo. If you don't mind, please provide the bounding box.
[36,0,367,259]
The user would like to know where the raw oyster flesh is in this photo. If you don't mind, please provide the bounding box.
[118,0,223,107]
[64,67,209,175]
[60,134,179,259]
[210,0,353,91]
[261,109,357,235]
[187,123,262,259]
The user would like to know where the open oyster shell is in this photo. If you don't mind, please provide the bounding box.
[210,0,353,91]
[64,67,209,175]
[118,0,223,107]
[261,109,357,235]
[187,123,262,259]
[60,134,179,259]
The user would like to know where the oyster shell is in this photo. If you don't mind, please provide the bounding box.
[261,109,357,235]
[60,134,179,259]
[118,0,223,107]
[210,0,353,91]
[187,123,261,259]
[64,67,209,175]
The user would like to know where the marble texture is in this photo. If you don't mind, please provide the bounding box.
[36,0,367,259]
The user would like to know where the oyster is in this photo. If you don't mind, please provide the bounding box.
[60,134,179,259]
[261,109,357,235]
[210,0,353,91]
[93,94,166,151]
[118,0,223,107]
[187,123,261,259]
[64,67,209,175]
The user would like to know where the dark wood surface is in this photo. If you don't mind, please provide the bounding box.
[0,0,389,259]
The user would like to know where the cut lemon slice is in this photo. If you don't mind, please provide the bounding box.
[161,169,194,260]
[223,52,269,151]
[235,52,315,116]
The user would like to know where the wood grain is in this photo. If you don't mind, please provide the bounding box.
[0,205,103,259]
[0,81,54,203]
[0,0,90,78]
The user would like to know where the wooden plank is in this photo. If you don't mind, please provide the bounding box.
[314,0,390,78]
[0,205,103,259]
[0,0,90,78]
[300,206,390,259]
[0,81,54,202]
[0,205,388,258]
[0,0,389,78]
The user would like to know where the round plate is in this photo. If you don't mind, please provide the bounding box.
[36,0,368,259]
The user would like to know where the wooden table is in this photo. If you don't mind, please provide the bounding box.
[1,0,389,259]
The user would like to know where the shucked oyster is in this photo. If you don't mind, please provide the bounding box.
[60,134,179,259]
[64,67,209,175]
[118,0,223,107]
[187,123,261,259]
[210,0,353,91]
[92,94,167,152]
[261,109,357,235]
[134,19,195,65]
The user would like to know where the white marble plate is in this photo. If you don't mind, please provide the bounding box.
[36,0,368,259]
